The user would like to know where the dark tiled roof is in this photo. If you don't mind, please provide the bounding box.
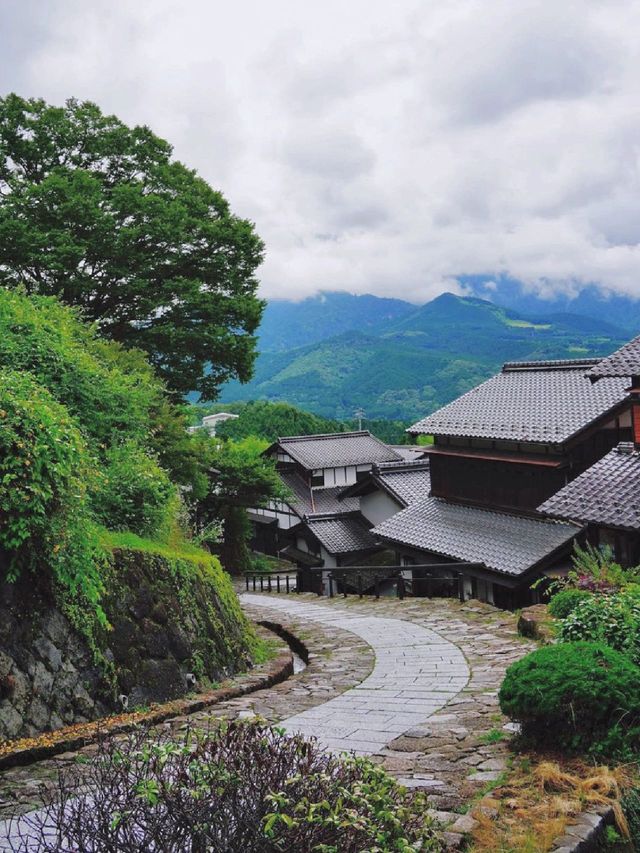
[271,431,402,469]
[374,460,431,507]
[279,471,359,517]
[408,360,629,444]
[388,445,428,462]
[539,442,640,530]
[305,513,380,555]
[373,497,580,577]
[587,336,640,380]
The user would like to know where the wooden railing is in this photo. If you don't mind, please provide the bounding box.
[245,562,484,602]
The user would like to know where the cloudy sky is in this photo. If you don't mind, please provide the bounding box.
[2,0,640,303]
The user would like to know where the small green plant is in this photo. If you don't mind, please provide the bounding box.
[478,727,507,744]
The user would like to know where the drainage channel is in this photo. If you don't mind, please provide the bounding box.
[258,619,308,675]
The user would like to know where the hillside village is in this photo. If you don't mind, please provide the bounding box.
[248,338,640,613]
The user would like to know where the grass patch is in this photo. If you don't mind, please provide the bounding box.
[478,728,507,745]
[251,637,284,665]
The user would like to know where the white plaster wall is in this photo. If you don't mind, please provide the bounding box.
[360,490,402,526]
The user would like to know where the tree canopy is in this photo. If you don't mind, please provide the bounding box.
[0,94,265,399]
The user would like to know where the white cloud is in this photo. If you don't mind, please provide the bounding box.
[2,0,640,302]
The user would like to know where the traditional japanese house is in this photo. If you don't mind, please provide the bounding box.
[248,431,401,561]
[539,336,640,567]
[372,358,632,608]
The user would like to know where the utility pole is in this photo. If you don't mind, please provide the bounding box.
[354,408,366,431]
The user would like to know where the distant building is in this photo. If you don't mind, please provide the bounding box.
[187,412,239,436]
[249,431,402,575]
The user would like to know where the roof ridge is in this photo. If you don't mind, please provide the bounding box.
[278,430,372,443]
[502,358,601,372]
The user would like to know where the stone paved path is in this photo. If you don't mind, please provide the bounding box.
[0,593,536,848]
[243,594,469,755]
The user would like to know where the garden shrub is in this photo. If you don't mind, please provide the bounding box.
[558,592,640,665]
[499,642,640,756]
[16,721,441,852]
[547,588,593,620]
[91,440,177,537]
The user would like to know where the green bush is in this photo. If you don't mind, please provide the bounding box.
[548,588,593,619]
[558,592,640,665]
[92,441,177,537]
[0,370,106,611]
[499,642,640,756]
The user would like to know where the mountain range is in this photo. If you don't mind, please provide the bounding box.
[220,291,635,423]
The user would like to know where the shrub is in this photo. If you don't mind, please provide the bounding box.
[14,721,441,852]
[568,542,640,592]
[499,642,640,756]
[558,592,640,665]
[547,588,592,620]
[91,441,177,536]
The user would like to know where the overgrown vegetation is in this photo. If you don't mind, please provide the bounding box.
[13,721,442,852]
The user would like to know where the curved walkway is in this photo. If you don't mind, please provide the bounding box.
[242,594,470,755]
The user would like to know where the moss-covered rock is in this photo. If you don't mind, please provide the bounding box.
[0,535,258,739]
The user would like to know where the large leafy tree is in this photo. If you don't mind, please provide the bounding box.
[0,94,265,399]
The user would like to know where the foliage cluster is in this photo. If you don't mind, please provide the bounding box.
[566,543,640,593]
[16,721,441,852]
[0,290,187,602]
[499,642,640,759]
[0,93,264,400]
[0,370,106,613]
[557,589,640,666]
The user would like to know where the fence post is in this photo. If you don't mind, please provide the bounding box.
[375,577,380,600]
[286,575,290,594]
[343,575,347,598]
[267,575,272,592]
[458,572,465,603]
[260,575,264,592]
[328,575,334,598]
[398,575,405,600]
[245,575,249,591]
[276,575,281,593]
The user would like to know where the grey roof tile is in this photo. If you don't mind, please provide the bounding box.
[539,442,640,530]
[373,497,580,577]
[375,460,432,507]
[587,336,640,380]
[272,431,402,469]
[408,360,629,444]
[305,513,380,555]
[280,470,359,517]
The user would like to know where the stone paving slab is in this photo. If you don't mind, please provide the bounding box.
[241,594,470,755]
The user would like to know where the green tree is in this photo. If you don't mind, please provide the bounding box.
[196,437,286,573]
[0,94,264,399]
